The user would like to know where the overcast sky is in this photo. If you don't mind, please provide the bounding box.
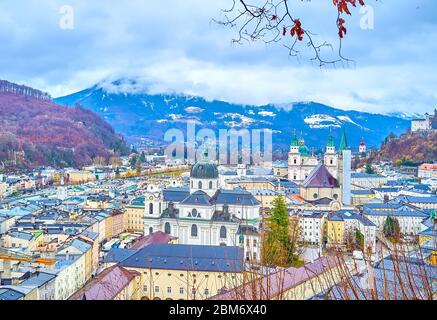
[0,0,436,114]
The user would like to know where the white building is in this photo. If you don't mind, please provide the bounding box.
[411,113,434,132]
[418,164,437,179]
[296,211,325,246]
[143,154,262,262]
[363,207,428,236]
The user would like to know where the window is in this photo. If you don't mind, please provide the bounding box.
[313,193,318,199]
[191,224,198,237]
[143,285,148,292]
[333,194,339,200]
[294,159,297,164]
[167,287,172,294]
[149,227,153,235]
[149,203,154,215]
[165,222,171,235]
[180,288,184,294]
[204,289,210,296]
[191,209,199,218]
[209,181,213,189]
[155,286,160,293]
[198,181,202,189]
[220,226,227,239]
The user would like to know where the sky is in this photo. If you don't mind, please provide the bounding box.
[0,0,436,114]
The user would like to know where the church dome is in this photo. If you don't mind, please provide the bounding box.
[299,145,310,156]
[191,162,219,179]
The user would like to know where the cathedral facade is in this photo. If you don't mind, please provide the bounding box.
[143,155,262,261]
[288,134,339,182]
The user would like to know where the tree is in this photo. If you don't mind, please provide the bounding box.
[217,0,366,67]
[130,155,137,169]
[110,155,121,168]
[355,229,364,248]
[140,151,146,163]
[93,156,106,167]
[262,195,301,267]
[135,159,142,175]
[365,162,375,174]
[383,216,401,240]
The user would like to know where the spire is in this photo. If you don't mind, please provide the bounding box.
[327,134,335,148]
[298,132,305,146]
[339,127,349,152]
[291,130,299,147]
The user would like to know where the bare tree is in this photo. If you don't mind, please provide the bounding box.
[216,0,367,67]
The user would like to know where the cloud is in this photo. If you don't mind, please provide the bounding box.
[0,0,436,114]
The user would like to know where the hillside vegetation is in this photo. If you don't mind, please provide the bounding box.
[0,81,129,170]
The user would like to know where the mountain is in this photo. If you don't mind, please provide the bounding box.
[55,79,411,152]
[369,131,437,165]
[0,80,129,170]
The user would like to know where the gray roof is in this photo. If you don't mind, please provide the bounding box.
[119,244,244,273]
[163,188,190,203]
[103,248,137,264]
[210,189,261,206]
[180,191,212,206]
[8,231,34,241]
[191,162,219,179]
[20,272,57,288]
[351,173,386,179]
[0,288,25,300]
[364,208,428,218]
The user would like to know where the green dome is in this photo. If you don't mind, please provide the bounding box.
[299,145,310,156]
[191,162,219,179]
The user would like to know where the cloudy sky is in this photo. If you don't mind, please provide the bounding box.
[0,0,436,114]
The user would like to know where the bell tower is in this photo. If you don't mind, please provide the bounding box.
[324,133,338,179]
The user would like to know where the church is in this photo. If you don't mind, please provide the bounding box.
[143,151,262,261]
[288,133,339,182]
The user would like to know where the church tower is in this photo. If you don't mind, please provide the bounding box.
[324,134,338,179]
[190,148,219,197]
[288,132,302,181]
[337,127,352,206]
[359,138,367,154]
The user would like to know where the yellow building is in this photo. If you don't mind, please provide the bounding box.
[104,244,245,300]
[69,265,141,300]
[351,190,376,206]
[225,179,278,191]
[325,214,345,246]
[124,197,145,233]
[66,171,96,184]
[83,195,112,211]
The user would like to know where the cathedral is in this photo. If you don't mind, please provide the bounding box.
[288,133,339,182]
[143,151,262,261]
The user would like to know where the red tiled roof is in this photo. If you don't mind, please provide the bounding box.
[208,256,341,300]
[69,265,139,300]
[130,231,177,250]
[302,164,339,188]
[419,164,437,171]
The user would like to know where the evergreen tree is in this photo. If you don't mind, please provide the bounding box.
[365,163,375,174]
[262,195,300,267]
[135,159,142,175]
[130,155,137,169]
[383,216,401,239]
[140,151,146,163]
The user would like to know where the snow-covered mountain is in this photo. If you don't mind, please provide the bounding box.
[55,80,411,150]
